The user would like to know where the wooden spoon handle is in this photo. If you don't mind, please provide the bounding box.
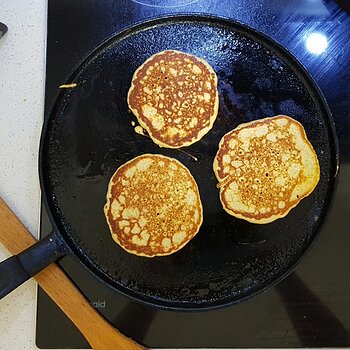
[0,197,146,350]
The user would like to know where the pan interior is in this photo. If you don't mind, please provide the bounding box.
[42,16,337,309]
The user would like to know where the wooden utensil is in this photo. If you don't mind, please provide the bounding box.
[0,197,146,350]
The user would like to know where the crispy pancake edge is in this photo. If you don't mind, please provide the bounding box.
[104,153,204,257]
[213,115,320,224]
[127,50,219,149]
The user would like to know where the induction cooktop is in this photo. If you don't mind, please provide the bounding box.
[37,0,350,348]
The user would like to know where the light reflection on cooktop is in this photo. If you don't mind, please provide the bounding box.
[131,0,199,8]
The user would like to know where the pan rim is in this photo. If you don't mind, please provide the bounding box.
[39,13,339,311]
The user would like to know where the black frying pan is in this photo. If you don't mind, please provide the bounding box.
[0,15,338,310]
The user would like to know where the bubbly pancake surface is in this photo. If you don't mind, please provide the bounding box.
[127,50,219,148]
[104,154,203,257]
[214,115,320,224]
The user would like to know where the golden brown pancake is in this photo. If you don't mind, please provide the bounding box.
[104,154,203,257]
[213,115,320,224]
[127,50,219,148]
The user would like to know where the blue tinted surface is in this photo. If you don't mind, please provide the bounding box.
[37,1,350,348]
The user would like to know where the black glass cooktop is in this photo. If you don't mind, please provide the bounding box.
[37,0,350,348]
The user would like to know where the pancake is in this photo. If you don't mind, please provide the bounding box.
[104,154,203,257]
[213,115,320,224]
[127,50,219,148]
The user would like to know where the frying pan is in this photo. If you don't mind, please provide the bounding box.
[0,15,338,310]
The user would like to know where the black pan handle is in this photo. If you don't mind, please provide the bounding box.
[0,22,8,39]
[0,230,69,299]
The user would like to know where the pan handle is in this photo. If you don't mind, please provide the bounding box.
[0,230,69,299]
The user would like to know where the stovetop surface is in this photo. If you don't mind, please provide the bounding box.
[37,0,350,348]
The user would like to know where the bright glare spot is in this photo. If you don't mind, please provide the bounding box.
[306,33,328,55]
